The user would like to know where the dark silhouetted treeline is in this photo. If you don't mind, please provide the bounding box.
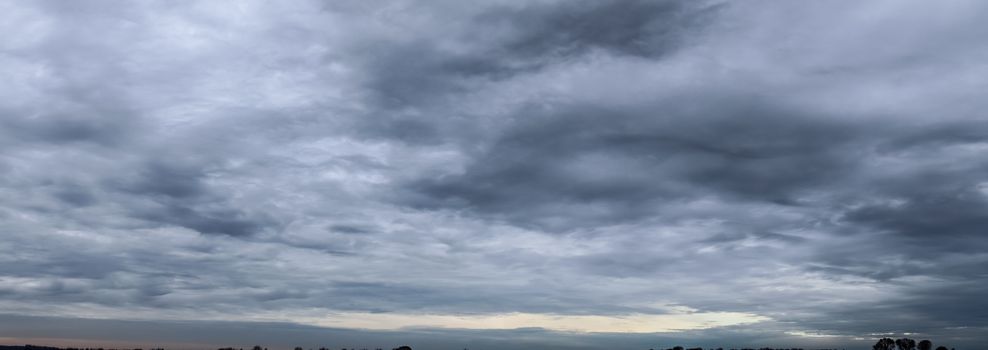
[872,338,952,350]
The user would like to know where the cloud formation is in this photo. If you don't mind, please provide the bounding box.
[2,0,988,348]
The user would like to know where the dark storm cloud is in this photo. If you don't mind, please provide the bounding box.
[479,0,719,59]
[879,120,988,151]
[360,0,715,105]
[350,0,720,144]
[104,160,276,236]
[1,111,134,146]
[116,161,210,200]
[844,179,988,251]
[405,98,863,230]
[3,0,988,348]
[133,203,272,237]
[328,224,376,235]
[0,67,139,149]
[50,182,98,207]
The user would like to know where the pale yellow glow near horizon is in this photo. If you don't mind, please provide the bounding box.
[308,311,770,333]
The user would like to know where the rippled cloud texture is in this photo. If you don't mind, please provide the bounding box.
[2,0,987,349]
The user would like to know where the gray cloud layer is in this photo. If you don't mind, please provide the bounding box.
[2,0,988,348]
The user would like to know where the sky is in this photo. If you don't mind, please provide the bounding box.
[1,0,987,349]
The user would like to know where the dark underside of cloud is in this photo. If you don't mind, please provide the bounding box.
[2,0,988,349]
[402,98,863,230]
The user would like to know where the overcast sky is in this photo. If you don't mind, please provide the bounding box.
[2,0,987,349]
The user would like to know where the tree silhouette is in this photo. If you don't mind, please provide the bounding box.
[874,338,896,350]
[917,340,932,350]
[896,338,916,350]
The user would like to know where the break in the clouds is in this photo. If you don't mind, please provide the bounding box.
[2,0,988,349]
